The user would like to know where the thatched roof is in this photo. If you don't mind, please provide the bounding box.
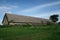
[4,13,50,23]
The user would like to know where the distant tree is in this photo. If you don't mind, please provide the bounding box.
[58,22,60,24]
[50,14,59,23]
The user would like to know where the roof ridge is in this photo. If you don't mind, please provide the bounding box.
[5,13,49,20]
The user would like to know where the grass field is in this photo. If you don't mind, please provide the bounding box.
[0,25,60,40]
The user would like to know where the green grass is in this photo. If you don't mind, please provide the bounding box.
[0,25,60,40]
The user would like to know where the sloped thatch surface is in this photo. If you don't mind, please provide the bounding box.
[6,13,50,23]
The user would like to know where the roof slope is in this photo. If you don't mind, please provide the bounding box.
[5,13,50,23]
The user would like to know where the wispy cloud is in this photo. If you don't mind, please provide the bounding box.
[21,1,60,12]
[0,6,11,10]
[0,5,19,13]
[0,5,19,25]
[30,10,60,19]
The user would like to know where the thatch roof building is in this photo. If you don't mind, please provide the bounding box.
[2,13,51,25]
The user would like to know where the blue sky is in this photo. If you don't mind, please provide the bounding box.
[0,0,60,25]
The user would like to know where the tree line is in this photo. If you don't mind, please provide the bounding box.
[49,14,60,24]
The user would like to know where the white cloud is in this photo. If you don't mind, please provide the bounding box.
[0,5,19,13]
[30,10,60,19]
[21,1,60,12]
[0,19,2,25]
[0,5,19,25]
[0,5,18,9]
[0,6,11,10]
